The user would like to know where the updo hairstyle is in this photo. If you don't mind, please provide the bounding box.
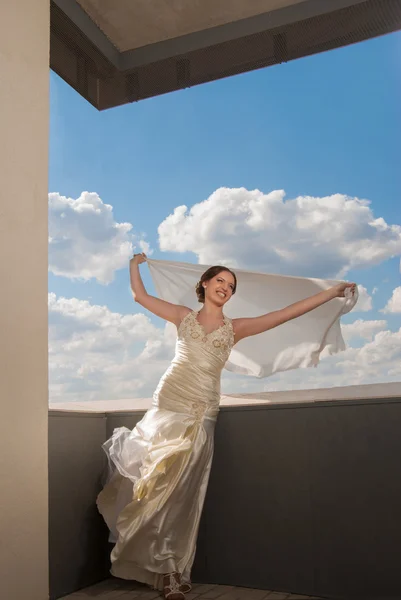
[195,266,237,304]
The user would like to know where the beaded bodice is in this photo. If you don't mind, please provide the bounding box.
[177,310,235,362]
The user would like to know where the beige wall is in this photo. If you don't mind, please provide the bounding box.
[0,2,49,599]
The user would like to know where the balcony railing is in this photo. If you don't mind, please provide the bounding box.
[49,383,401,600]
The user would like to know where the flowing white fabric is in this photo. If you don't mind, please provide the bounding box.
[147,258,358,378]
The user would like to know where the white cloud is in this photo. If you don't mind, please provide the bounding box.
[138,239,153,255]
[48,192,149,284]
[158,188,401,278]
[48,293,175,402]
[342,319,387,341]
[352,285,373,312]
[381,286,401,314]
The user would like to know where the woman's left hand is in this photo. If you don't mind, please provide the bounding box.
[334,282,357,298]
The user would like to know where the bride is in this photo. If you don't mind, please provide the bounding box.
[97,252,356,599]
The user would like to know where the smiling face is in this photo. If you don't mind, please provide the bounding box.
[204,270,236,307]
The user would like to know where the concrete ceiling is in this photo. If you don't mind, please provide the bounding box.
[76,0,308,51]
[50,0,401,110]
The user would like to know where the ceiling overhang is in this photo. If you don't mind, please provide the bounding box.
[50,0,401,110]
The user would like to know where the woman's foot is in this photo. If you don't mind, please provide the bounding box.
[180,582,192,593]
[163,572,185,599]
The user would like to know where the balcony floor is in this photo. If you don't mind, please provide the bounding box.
[59,578,326,599]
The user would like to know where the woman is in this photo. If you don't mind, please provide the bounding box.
[97,253,356,599]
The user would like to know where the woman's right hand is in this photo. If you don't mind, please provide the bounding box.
[129,252,189,326]
[131,252,147,265]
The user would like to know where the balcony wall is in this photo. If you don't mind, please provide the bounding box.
[49,390,401,600]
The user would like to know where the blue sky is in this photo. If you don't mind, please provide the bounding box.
[48,31,401,402]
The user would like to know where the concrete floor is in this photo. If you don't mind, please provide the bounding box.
[59,578,326,599]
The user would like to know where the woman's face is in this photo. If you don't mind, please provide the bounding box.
[204,270,236,306]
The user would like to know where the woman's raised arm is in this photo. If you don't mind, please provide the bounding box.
[130,253,190,326]
[233,282,356,343]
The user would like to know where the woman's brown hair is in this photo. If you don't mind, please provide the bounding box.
[195,266,237,303]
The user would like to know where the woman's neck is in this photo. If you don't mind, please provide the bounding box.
[200,301,224,320]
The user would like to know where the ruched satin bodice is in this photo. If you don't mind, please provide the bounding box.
[153,311,234,420]
[97,310,234,591]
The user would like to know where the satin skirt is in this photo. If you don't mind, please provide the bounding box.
[96,405,217,590]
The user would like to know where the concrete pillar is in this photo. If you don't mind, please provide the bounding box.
[0,2,49,599]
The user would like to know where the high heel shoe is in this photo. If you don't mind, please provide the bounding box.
[163,572,185,599]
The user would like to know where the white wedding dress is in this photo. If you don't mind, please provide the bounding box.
[97,259,358,591]
[97,310,235,590]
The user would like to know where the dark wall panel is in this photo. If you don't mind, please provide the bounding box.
[198,405,314,592]
[308,402,401,599]
[106,412,145,440]
[198,400,401,599]
[48,413,109,600]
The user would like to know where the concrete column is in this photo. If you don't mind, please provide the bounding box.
[0,2,49,599]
